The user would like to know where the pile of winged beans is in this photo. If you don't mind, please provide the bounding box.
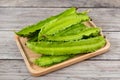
[16,7,106,67]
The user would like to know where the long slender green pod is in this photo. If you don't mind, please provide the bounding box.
[41,27,100,41]
[39,23,87,40]
[26,36,106,55]
[52,23,87,36]
[34,55,72,67]
[60,23,87,36]
[39,12,90,40]
[16,7,77,37]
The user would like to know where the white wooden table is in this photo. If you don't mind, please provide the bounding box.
[0,0,120,80]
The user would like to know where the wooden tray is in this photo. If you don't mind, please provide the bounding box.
[15,21,110,76]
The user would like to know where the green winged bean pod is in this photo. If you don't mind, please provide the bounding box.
[34,55,72,67]
[41,27,100,41]
[26,36,106,55]
[16,7,77,37]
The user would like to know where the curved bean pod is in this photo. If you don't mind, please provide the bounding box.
[16,7,76,37]
[53,23,87,36]
[26,36,106,55]
[34,55,72,67]
[41,27,100,41]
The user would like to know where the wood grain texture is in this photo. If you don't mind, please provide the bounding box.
[0,8,120,31]
[0,31,118,60]
[0,0,119,8]
[0,60,120,80]
[0,0,119,79]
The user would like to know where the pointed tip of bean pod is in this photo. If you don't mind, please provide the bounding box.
[14,31,20,36]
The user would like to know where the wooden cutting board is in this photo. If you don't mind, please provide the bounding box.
[14,21,110,76]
